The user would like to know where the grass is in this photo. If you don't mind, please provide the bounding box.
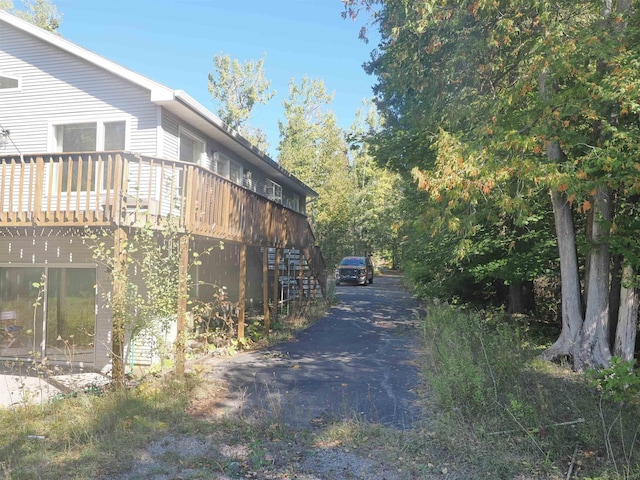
[1,298,639,479]
[420,303,640,479]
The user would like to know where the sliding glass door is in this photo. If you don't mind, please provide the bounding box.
[0,266,96,362]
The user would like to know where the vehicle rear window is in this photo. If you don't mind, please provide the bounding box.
[340,258,365,266]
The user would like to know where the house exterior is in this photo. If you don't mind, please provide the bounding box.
[0,11,325,372]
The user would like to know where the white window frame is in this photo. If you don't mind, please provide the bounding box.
[48,118,129,152]
[0,73,21,92]
[48,118,129,193]
[178,127,206,166]
[229,161,243,185]
[243,170,256,191]
[265,179,283,203]
[213,151,231,178]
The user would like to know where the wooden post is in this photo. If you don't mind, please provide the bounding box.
[262,247,270,335]
[175,234,190,378]
[272,248,280,323]
[238,243,246,341]
[111,227,128,388]
[298,250,304,309]
[33,156,44,223]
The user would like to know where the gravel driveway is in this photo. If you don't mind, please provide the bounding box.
[200,272,424,430]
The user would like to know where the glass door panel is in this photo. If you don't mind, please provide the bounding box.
[46,268,96,362]
[0,267,43,358]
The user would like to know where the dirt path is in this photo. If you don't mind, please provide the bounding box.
[198,272,424,430]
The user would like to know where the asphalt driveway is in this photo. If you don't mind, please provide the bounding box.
[200,272,424,430]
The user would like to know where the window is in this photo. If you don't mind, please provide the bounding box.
[265,179,282,203]
[179,129,205,165]
[213,151,230,178]
[229,162,243,185]
[52,120,126,191]
[0,74,20,91]
[104,121,126,150]
[292,194,300,212]
[54,120,126,152]
[0,266,96,361]
[243,170,255,191]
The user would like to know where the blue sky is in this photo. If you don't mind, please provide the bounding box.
[45,0,377,159]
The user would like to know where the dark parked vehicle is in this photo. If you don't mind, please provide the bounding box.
[336,256,374,286]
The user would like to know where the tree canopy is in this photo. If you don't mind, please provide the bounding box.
[347,0,640,369]
[208,53,275,152]
[3,0,61,32]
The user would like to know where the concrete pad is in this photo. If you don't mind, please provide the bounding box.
[0,372,111,408]
[0,374,61,407]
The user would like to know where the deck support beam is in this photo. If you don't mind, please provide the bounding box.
[175,234,189,378]
[238,243,246,341]
[272,248,280,323]
[263,247,270,335]
[112,227,128,388]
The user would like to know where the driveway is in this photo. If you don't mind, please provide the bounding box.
[199,272,424,430]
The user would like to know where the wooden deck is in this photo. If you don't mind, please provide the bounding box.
[0,151,324,273]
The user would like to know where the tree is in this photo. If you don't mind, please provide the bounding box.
[277,76,353,268]
[5,0,62,32]
[347,100,404,267]
[208,53,275,152]
[349,0,640,370]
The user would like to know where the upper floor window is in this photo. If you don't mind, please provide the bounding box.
[265,179,282,203]
[292,194,300,212]
[229,161,243,185]
[179,129,205,165]
[52,120,126,191]
[0,74,20,91]
[243,171,255,191]
[212,151,244,186]
[54,120,126,152]
[213,151,230,178]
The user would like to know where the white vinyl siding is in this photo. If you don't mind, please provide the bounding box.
[0,21,158,156]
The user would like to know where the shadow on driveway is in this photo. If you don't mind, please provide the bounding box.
[198,272,425,430]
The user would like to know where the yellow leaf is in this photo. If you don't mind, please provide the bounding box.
[583,200,592,212]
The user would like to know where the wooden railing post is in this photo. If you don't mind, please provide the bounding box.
[33,156,44,223]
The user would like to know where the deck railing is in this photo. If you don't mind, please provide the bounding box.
[0,152,324,274]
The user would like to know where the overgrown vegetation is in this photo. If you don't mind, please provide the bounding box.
[421,303,640,479]
[3,298,640,479]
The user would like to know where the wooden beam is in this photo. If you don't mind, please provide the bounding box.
[238,243,246,340]
[111,227,128,388]
[299,249,304,309]
[263,247,270,335]
[175,234,190,378]
[272,248,280,323]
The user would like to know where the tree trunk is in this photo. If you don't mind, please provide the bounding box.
[575,186,612,370]
[609,253,623,345]
[539,186,584,362]
[613,264,638,362]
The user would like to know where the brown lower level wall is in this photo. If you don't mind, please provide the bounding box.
[0,228,267,371]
